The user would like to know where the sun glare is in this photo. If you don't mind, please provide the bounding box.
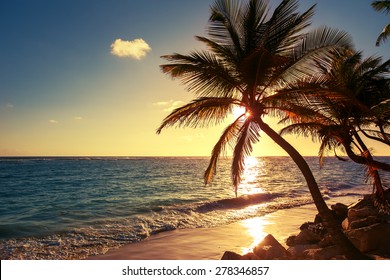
[239,157,264,195]
[232,105,247,119]
[241,217,270,255]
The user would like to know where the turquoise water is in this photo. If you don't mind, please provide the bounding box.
[0,156,388,259]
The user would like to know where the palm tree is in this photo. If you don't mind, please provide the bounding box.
[157,0,366,258]
[372,0,390,46]
[278,50,390,211]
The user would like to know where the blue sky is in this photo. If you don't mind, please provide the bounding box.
[0,0,389,156]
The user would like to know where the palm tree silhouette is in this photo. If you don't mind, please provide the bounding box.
[279,50,390,211]
[157,0,366,258]
[372,0,390,46]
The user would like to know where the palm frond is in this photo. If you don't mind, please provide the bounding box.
[265,0,316,55]
[318,134,340,166]
[204,116,245,184]
[371,98,390,119]
[161,51,240,98]
[376,23,390,46]
[372,1,390,14]
[232,121,260,193]
[195,36,239,68]
[359,127,390,146]
[278,27,353,85]
[242,0,269,53]
[363,158,390,214]
[280,122,325,139]
[156,97,241,133]
[209,0,244,56]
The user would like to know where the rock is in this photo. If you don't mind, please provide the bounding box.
[254,245,290,260]
[294,229,322,245]
[349,197,372,210]
[299,222,312,231]
[348,207,379,220]
[349,216,381,229]
[346,222,390,253]
[240,252,261,260]
[287,244,319,259]
[303,245,345,260]
[318,234,335,248]
[299,222,326,235]
[286,235,296,247]
[221,251,242,260]
[341,218,350,230]
[331,203,349,221]
[253,234,289,260]
[341,216,380,231]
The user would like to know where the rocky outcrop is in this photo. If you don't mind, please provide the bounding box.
[287,194,390,259]
[220,234,289,260]
[341,196,390,255]
[221,251,242,260]
[253,234,289,260]
[221,194,390,260]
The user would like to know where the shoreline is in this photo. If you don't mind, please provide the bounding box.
[89,196,360,260]
[88,204,319,260]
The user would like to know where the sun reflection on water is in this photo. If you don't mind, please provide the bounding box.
[239,156,265,195]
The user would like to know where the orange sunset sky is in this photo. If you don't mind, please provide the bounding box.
[0,0,389,157]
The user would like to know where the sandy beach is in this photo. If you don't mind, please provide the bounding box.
[88,203,319,260]
[88,194,365,260]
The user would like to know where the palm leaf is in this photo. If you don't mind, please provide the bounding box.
[376,23,390,46]
[232,121,260,193]
[204,116,245,184]
[161,51,240,98]
[372,1,390,14]
[209,0,243,56]
[278,27,353,85]
[156,97,241,133]
[264,0,315,55]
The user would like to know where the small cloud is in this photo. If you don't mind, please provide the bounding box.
[6,103,14,108]
[49,119,59,124]
[154,101,169,106]
[110,38,151,60]
[153,100,183,112]
[74,116,83,120]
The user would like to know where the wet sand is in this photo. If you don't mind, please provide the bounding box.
[89,204,319,260]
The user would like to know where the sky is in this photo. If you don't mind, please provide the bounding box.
[0,0,389,157]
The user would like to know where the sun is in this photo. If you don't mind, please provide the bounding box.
[232,105,249,119]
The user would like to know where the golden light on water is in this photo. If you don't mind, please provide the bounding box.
[239,156,264,195]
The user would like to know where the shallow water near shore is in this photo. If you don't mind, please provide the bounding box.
[0,156,389,259]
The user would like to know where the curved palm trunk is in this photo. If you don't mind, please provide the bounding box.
[359,127,390,146]
[256,118,369,259]
[378,124,390,145]
[343,140,390,172]
[352,131,386,203]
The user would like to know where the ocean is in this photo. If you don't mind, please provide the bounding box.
[0,156,389,259]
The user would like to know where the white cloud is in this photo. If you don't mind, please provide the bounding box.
[49,119,59,124]
[153,100,183,112]
[6,103,14,108]
[154,101,169,106]
[110,38,151,60]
